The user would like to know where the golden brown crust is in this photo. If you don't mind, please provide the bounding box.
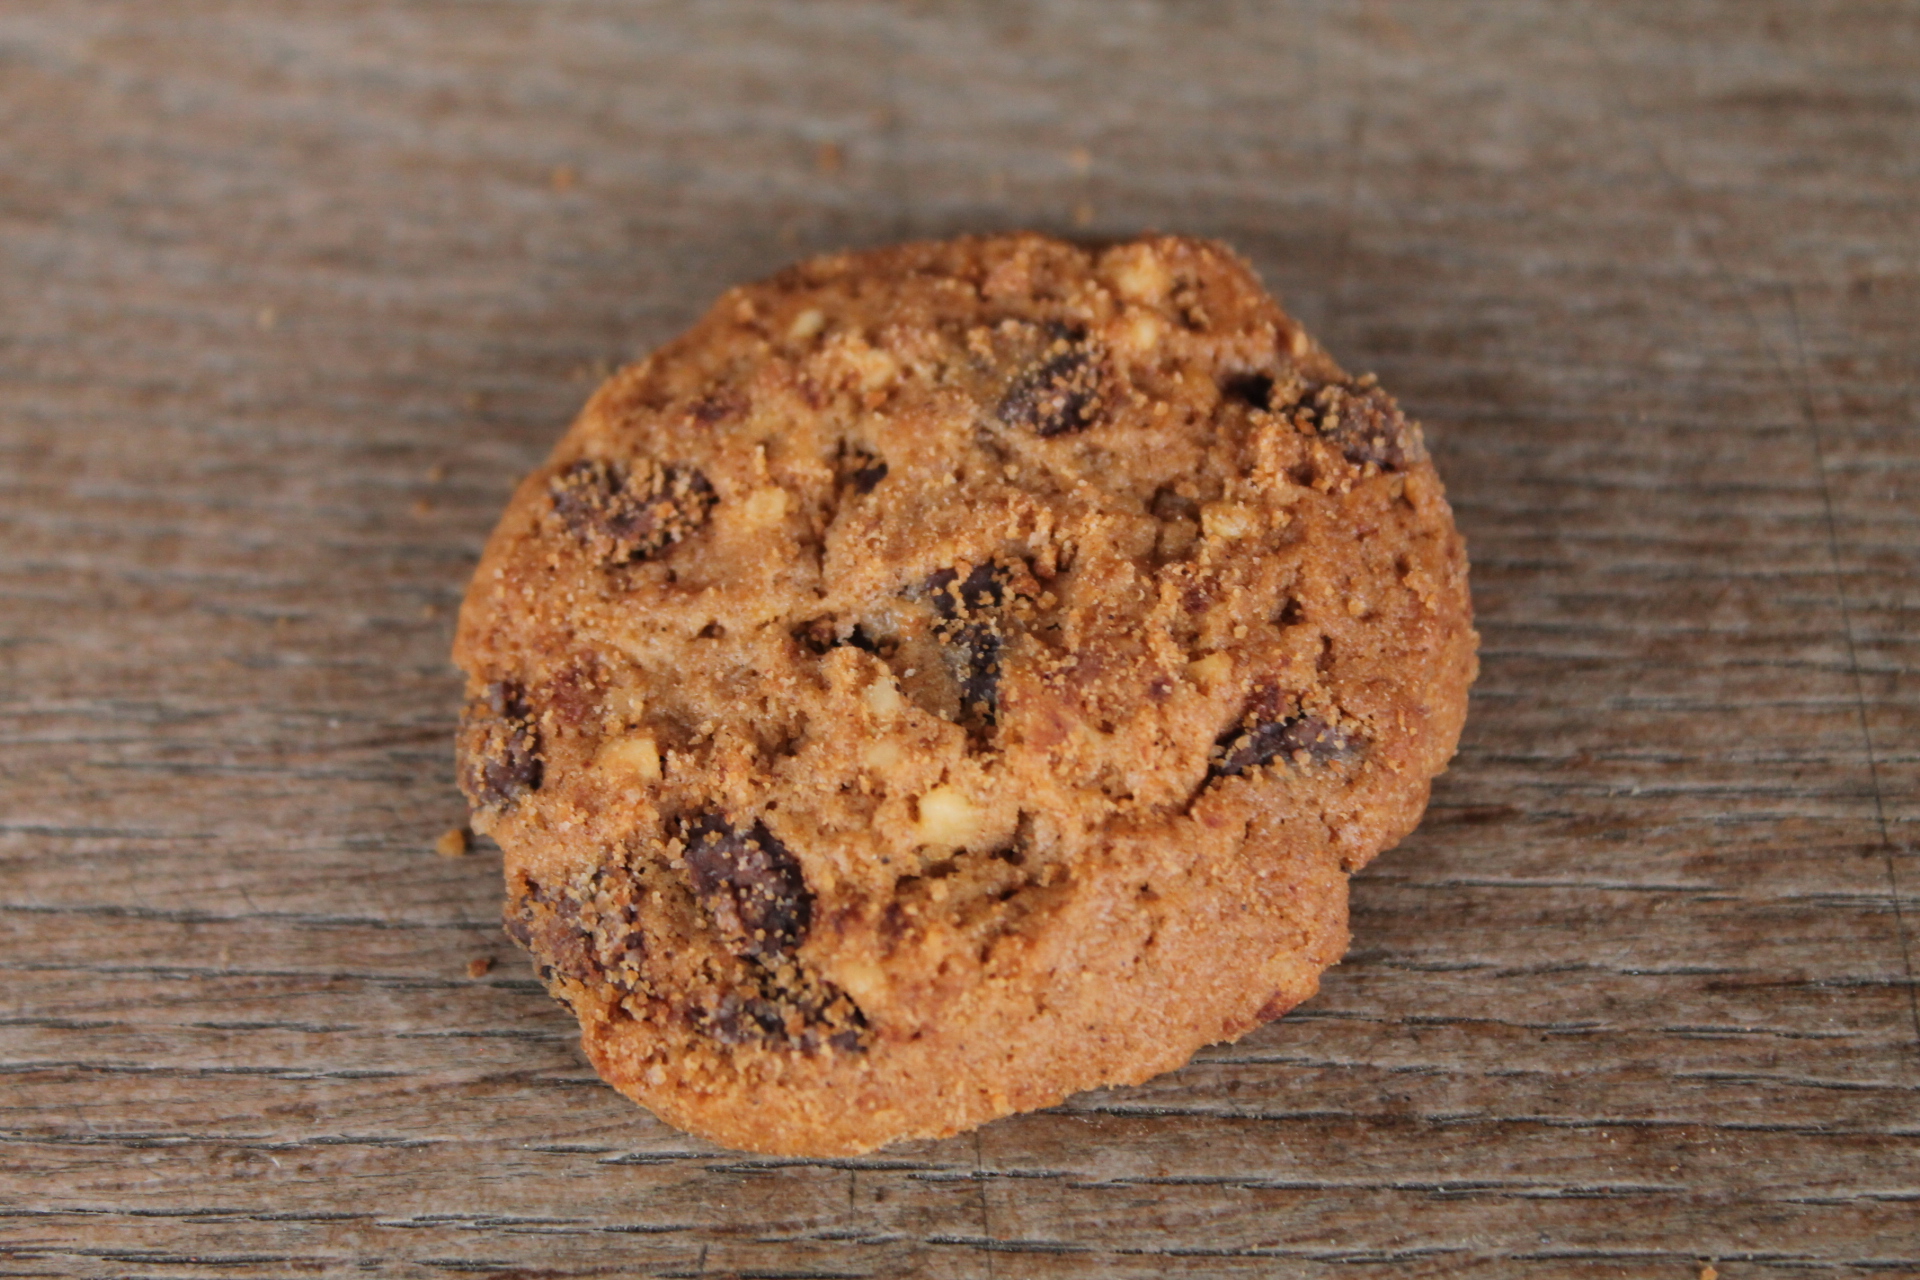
[452,232,1477,1155]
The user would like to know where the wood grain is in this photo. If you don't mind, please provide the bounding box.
[2,1,1915,1276]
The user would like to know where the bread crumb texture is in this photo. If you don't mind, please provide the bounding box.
[452,233,1477,1155]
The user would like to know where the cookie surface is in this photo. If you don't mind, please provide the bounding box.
[452,232,1476,1155]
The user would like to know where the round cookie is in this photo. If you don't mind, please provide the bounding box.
[452,232,1476,1156]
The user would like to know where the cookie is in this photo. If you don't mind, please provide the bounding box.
[452,232,1476,1156]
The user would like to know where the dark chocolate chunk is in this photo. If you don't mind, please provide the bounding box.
[458,681,543,811]
[1300,379,1424,472]
[532,899,599,987]
[1210,713,1356,779]
[811,999,869,1054]
[704,991,791,1044]
[549,458,716,562]
[998,329,1109,437]
[927,562,1007,616]
[698,983,868,1053]
[503,908,534,949]
[503,870,647,993]
[946,622,1002,724]
[682,815,812,960]
[689,390,743,426]
[925,563,1010,729]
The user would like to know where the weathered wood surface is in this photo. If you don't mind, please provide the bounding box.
[2,1,1916,1276]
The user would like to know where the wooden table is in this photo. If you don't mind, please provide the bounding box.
[4,3,1915,1275]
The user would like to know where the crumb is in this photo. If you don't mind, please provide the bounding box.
[467,956,494,978]
[435,827,470,858]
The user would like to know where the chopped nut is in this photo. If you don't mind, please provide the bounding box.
[1105,244,1172,306]
[913,785,987,850]
[864,678,905,719]
[1116,309,1165,354]
[834,955,887,1006]
[788,308,826,342]
[596,735,661,784]
[1187,652,1233,689]
[740,485,790,528]
[862,739,905,771]
[1200,500,1256,540]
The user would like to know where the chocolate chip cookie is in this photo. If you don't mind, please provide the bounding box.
[452,232,1476,1155]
